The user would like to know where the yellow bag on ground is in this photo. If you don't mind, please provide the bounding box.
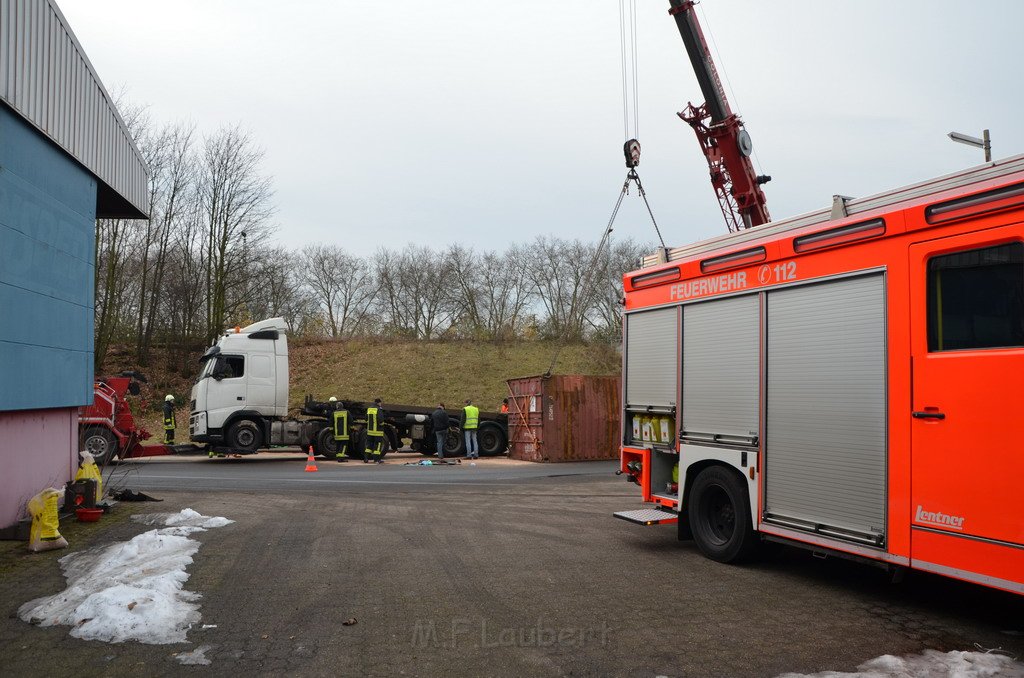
[28,488,68,552]
[75,451,103,498]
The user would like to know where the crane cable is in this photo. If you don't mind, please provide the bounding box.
[541,1,665,378]
[617,0,664,250]
[542,169,664,379]
[619,0,640,141]
[542,181,622,379]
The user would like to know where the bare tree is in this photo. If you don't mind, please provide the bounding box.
[247,246,317,334]
[374,246,454,339]
[93,216,135,369]
[157,204,212,369]
[588,238,649,339]
[300,244,376,338]
[135,122,197,363]
[527,236,602,340]
[480,243,535,340]
[198,125,275,343]
[95,91,657,378]
[446,245,484,338]
[448,244,534,340]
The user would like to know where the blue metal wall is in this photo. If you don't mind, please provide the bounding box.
[0,104,96,410]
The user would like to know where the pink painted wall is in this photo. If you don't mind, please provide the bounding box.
[0,408,78,528]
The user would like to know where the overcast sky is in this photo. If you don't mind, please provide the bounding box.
[58,0,1024,257]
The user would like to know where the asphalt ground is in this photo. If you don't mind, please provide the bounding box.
[1,453,1022,677]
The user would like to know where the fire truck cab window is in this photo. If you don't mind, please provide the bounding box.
[927,242,1024,351]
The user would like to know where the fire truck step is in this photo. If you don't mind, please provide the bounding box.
[613,508,678,526]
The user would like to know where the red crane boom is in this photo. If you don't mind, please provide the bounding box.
[668,0,771,231]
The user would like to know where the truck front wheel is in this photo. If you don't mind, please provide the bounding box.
[226,419,263,453]
[688,466,758,563]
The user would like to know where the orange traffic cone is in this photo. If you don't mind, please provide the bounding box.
[304,445,318,473]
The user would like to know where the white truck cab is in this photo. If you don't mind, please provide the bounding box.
[189,317,290,449]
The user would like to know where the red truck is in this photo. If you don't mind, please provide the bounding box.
[78,372,196,465]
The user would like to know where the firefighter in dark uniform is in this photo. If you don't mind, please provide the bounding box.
[328,397,350,462]
[163,394,176,444]
[365,398,386,464]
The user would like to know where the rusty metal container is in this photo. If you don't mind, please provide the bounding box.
[506,375,621,462]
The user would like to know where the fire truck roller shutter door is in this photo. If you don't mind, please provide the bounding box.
[764,273,887,545]
[682,294,760,444]
[625,307,679,409]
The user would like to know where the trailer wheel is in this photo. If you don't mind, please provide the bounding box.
[418,432,445,456]
[477,422,507,456]
[443,428,465,457]
[688,466,757,563]
[316,427,340,458]
[81,426,118,466]
[226,419,263,453]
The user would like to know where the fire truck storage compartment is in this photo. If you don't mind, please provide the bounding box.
[649,448,681,503]
[763,273,887,546]
[624,307,678,446]
[682,294,759,447]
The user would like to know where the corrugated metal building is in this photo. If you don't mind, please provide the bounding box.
[0,0,148,530]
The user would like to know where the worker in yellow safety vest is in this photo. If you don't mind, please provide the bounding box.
[328,397,350,462]
[462,399,479,459]
[163,395,176,444]
[364,398,385,464]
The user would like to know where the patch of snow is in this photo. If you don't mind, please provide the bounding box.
[132,508,234,530]
[174,644,213,665]
[777,649,1024,678]
[18,509,232,646]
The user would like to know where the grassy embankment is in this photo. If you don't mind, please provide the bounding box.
[102,339,622,436]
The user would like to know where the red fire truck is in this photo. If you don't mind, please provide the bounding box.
[614,155,1024,595]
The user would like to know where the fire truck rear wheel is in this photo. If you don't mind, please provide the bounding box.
[688,465,757,563]
[81,426,118,466]
[226,419,263,453]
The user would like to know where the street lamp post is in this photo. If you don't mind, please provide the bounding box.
[948,129,992,163]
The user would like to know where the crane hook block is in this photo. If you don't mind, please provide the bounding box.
[624,139,641,168]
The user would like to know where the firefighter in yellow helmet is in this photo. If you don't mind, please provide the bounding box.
[162,395,176,445]
[328,397,350,462]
